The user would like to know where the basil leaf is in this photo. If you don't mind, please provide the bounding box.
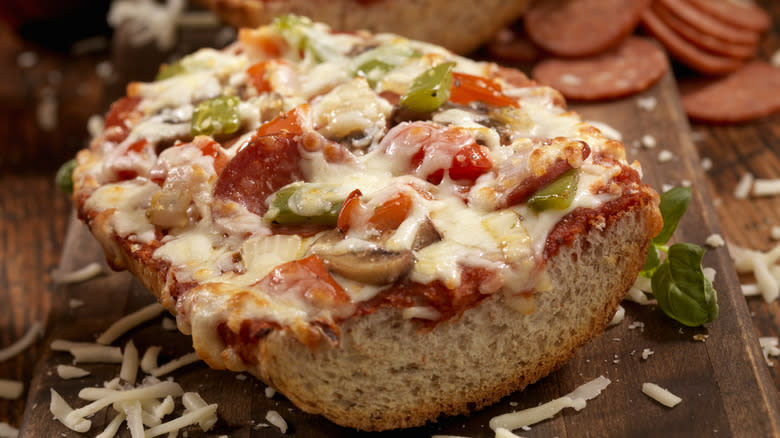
[651,242,718,326]
[640,244,660,278]
[653,187,691,245]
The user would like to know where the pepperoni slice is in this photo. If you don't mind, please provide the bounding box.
[680,61,780,124]
[656,0,760,45]
[531,37,668,101]
[524,0,651,58]
[652,2,757,60]
[485,24,541,63]
[213,132,305,217]
[640,8,745,75]
[686,0,770,33]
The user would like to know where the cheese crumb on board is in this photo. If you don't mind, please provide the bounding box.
[0,380,23,400]
[641,134,657,148]
[608,305,625,326]
[266,410,289,434]
[0,422,19,438]
[700,157,712,171]
[705,234,725,248]
[71,345,124,364]
[119,340,139,384]
[753,178,780,197]
[734,172,754,199]
[641,348,654,360]
[759,337,780,367]
[489,376,610,431]
[657,150,674,163]
[0,321,43,362]
[642,382,682,408]
[771,226,780,241]
[636,96,657,111]
[96,303,166,345]
[140,346,162,372]
[495,428,525,438]
[56,365,91,379]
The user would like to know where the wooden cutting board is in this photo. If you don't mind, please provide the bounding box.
[18,41,780,437]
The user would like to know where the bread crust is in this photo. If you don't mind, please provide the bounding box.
[195,0,532,54]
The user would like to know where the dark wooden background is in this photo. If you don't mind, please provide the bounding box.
[1,1,779,436]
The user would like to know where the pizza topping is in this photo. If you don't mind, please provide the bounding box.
[264,182,346,226]
[527,169,579,212]
[351,41,421,87]
[399,62,455,113]
[190,95,241,136]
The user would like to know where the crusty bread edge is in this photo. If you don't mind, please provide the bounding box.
[194,0,532,54]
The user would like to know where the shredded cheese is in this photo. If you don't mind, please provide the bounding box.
[760,337,780,367]
[50,388,92,432]
[56,365,91,379]
[97,303,166,345]
[489,376,610,431]
[0,380,23,400]
[0,422,19,438]
[0,321,43,362]
[495,428,524,438]
[608,305,625,326]
[705,234,725,248]
[144,404,218,437]
[141,346,162,372]
[772,226,780,241]
[71,345,124,364]
[95,413,126,438]
[51,262,103,284]
[65,381,184,426]
[149,352,200,377]
[734,172,754,199]
[120,340,140,384]
[265,410,288,434]
[752,178,780,197]
[642,382,682,408]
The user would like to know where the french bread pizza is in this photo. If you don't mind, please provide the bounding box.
[73,15,662,431]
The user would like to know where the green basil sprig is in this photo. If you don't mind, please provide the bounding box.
[640,187,719,326]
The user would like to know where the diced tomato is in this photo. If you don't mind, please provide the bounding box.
[192,137,228,176]
[116,139,149,180]
[256,255,351,307]
[448,143,493,182]
[255,104,310,137]
[238,28,286,58]
[103,96,142,143]
[367,192,413,232]
[247,61,273,94]
[337,189,364,233]
[450,72,519,108]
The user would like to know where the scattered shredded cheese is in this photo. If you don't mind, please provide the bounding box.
[56,365,91,379]
[705,234,725,248]
[264,386,276,398]
[141,346,162,373]
[0,422,19,438]
[145,403,218,437]
[734,172,754,199]
[50,388,92,432]
[771,226,780,241]
[489,376,610,431]
[642,382,682,408]
[71,345,124,364]
[700,157,712,171]
[0,321,43,362]
[760,337,780,367]
[0,380,23,400]
[636,96,657,111]
[641,348,654,360]
[149,352,200,377]
[741,284,761,296]
[752,178,780,197]
[51,262,103,284]
[608,305,625,326]
[97,303,166,345]
[69,298,86,309]
[161,318,177,331]
[641,134,657,148]
[95,413,126,438]
[120,340,140,384]
[495,428,524,438]
[657,150,674,163]
[266,410,288,434]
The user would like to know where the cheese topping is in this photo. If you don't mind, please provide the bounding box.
[75,16,644,363]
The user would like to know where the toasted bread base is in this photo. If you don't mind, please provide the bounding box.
[195,0,531,54]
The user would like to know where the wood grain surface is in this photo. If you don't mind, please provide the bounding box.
[1,2,779,437]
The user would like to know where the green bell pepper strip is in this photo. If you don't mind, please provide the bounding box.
[399,61,455,113]
[191,96,241,137]
[527,169,579,212]
[264,182,347,226]
[352,43,420,87]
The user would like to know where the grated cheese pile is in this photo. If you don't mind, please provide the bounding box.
[46,305,220,437]
[729,241,780,303]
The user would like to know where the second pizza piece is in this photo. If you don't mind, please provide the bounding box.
[531,37,668,101]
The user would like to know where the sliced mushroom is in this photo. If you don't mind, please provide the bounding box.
[412,217,441,251]
[309,230,415,286]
